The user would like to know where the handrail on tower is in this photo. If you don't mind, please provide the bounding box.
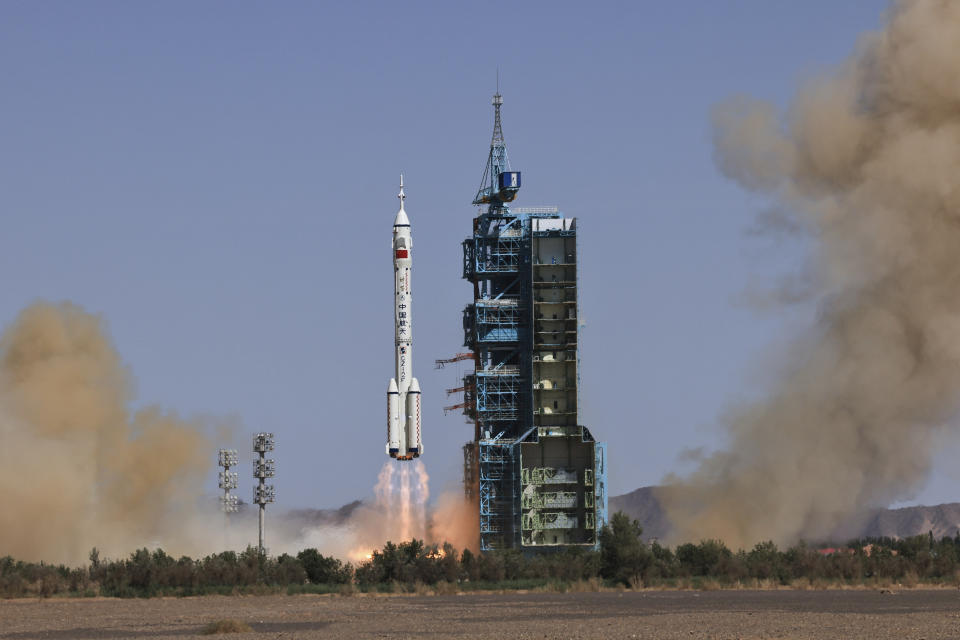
[446,383,474,395]
[444,401,469,415]
[435,353,474,369]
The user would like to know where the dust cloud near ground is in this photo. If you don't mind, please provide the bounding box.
[660,0,960,549]
[0,301,214,564]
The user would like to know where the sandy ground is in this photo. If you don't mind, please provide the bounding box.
[1,590,959,639]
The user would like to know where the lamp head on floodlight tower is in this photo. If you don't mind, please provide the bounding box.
[217,449,239,514]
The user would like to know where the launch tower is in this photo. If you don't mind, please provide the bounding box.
[444,92,607,552]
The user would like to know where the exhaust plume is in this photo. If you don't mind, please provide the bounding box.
[661,0,960,548]
[286,460,476,561]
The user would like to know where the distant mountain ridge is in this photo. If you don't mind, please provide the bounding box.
[609,486,960,543]
[859,502,960,540]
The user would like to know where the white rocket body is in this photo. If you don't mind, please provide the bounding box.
[387,178,422,459]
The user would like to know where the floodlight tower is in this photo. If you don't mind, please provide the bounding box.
[252,433,275,554]
[217,449,239,514]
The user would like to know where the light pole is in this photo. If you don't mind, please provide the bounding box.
[252,433,275,555]
[218,449,239,550]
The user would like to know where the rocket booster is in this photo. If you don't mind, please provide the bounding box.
[387,176,422,460]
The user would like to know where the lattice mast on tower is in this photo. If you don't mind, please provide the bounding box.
[473,91,521,209]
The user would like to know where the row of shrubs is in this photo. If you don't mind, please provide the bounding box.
[0,546,354,598]
[600,514,960,587]
[3,512,960,598]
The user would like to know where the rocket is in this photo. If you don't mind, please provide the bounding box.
[387,176,422,460]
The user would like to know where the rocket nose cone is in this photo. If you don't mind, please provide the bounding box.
[394,208,409,226]
[388,378,398,393]
[409,378,420,392]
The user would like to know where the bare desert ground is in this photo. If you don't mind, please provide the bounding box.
[2,590,959,639]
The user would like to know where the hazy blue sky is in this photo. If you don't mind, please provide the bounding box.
[9,1,951,511]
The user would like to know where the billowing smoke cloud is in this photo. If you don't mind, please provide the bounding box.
[0,302,214,564]
[661,0,960,548]
[428,491,480,553]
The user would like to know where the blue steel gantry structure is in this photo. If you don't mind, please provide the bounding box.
[444,92,607,552]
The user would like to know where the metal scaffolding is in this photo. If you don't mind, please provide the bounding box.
[463,233,525,277]
[474,370,521,422]
[478,438,519,550]
[464,299,523,345]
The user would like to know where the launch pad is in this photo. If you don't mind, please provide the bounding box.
[444,92,607,552]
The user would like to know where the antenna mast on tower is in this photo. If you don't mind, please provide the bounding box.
[473,87,521,209]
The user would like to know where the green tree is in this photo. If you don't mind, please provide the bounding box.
[676,539,731,576]
[459,548,479,582]
[745,541,784,582]
[297,548,351,584]
[599,511,649,585]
